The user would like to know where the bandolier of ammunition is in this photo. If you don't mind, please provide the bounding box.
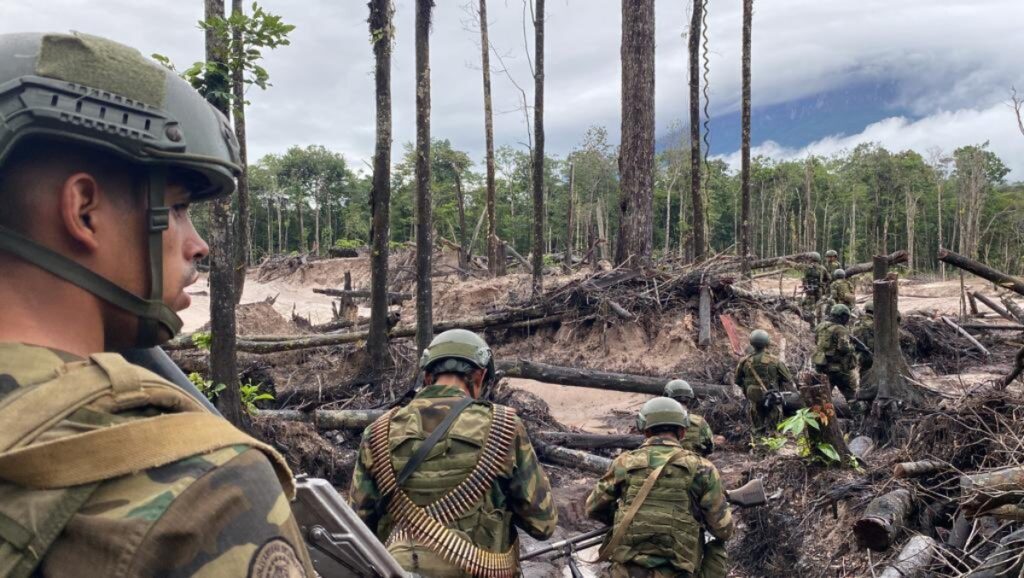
[368,403,519,578]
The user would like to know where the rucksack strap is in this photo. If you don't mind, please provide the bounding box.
[395,395,475,487]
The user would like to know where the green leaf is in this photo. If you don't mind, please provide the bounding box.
[817,443,841,463]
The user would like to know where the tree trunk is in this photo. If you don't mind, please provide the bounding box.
[615,0,655,268]
[938,248,1024,297]
[878,535,935,578]
[853,488,912,551]
[276,196,283,252]
[259,409,385,430]
[698,284,712,347]
[533,440,611,476]
[453,169,468,270]
[415,0,435,355]
[204,0,243,428]
[298,201,305,252]
[688,0,706,261]
[565,162,575,267]
[1002,297,1024,324]
[961,465,1024,515]
[848,436,875,462]
[537,432,643,450]
[266,197,272,257]
[803,158,815,251]
[231,0,249,303]
[894,460,946,478]
[367,0,394,372]
[843,250,908,277]
[797,372,852,464]
[531,0,545,295]
[478,0,500,277]
[499,359,736,399]
[740,0,753,276]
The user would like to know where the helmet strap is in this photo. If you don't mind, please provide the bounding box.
[138,167,172,346]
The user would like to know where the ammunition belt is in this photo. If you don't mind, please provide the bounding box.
[368,403,519,577]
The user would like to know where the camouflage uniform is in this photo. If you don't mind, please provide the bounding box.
[0,343,314,578]
[734,352,796,435]
[680,414,715,456]
[852,312,875,373]
[349,384,557,577]
[585,435,734,578]
[801,264,832,325]
[813,320,860,400]
[830,279,856,309]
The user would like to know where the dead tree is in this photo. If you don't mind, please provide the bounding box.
[230,0,249,301]
[854,488,912,551]
[698,285,712,347]
[974,292,1017,322]
[531,0,545,295]
[688,0,706,260]
[938,248,1024,297]
[615,0,655,267]
[565,162,575,267]
[1002,296,1024,324]
[739,0,753,276]
[368,0,394,371]
[533,440,611,475]
[415,0,435,354]
[478,0,500,276]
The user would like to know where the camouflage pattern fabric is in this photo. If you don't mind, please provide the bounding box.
[830,279,856,308]
[585,436,733,576]
[801,264,832,326]
[812,321,860,400]
[734,352,796,435]
[0,343,313,578]
[681,413,714,456]
[349,384,557,577]
[853,313,875,372]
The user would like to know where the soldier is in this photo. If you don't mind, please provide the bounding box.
[853,302,875,373]
[664,379,714,456]
[829,269,856,308]
[813,304,860,401]
[734,330,797,436]
[349,329,557,576]
[0,32,313,577]
[801,252,831,327]
[825,249,840,273]
[586,398,734,578]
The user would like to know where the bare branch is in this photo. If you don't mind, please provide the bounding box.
[1012,86,1024,138]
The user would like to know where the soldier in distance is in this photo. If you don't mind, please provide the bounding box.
[663,379,714,456]
[734,330,797,437]
[0,32,313,576]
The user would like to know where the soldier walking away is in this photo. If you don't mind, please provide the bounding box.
[813,304,860,402]
[586,398,734,578]
[734,331,797,437]
[829,269,856,309]
[349,329,557,577]
[0,32,314,577]
[664,379,714,456]
[801,252,831,327]
[853,302,875,373]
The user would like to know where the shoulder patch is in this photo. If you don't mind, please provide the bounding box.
[248,537,306,578]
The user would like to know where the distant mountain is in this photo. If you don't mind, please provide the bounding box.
[657,79,913,155]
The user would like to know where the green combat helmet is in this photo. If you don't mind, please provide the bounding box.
[749,329,771,349]
[809,251,822,262]
[825,250,838,259]
[830,304,851,320]
[419,329,496,384]
[635,397,690,432]
[833,269,846,279]
[0,32,241,347]
[664,379,695,402]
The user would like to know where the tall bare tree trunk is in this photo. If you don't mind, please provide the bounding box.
[204,0,242,427]
[230,0,249,303]
[368,0,393,371]
[276,196,282,252]
[740,0,753,275]
[803,157,815,251]
[565,161,575,267]
[454,169,468,269]
[688,0,706,260]
[531,0,545,295]
[478,0,501,276]
[415,0,435,354]
[266,197,272,256]
[616,0,655,268]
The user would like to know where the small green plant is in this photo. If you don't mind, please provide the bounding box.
[240,380,275,415]
[776,408,842,465]
[755,435,788,452]
[188,372,225,401]
[191,331,213,351]
[333,238,364,250]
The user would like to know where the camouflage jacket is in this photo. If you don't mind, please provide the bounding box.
[585,436,733,573]
[734,351,796,394]
[0,343,313,578]
[681,413,715,456]
[803,264,831,295]
[853,314,875,352]
[349,384,557,575]
[812,321,856,368]
[830,279,856,307]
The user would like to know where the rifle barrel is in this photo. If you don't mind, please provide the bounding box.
[520,526,609,561]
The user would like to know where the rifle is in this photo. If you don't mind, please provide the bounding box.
[127,347,408,578]
[519,478,769,562]
[850,335,873,361]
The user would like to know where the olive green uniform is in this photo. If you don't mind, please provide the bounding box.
[681,413,714,456]
[734,352,796,435]
[852,312,874,373]
[801,264,832,325]
[349,384,557,577]
[813,321,859,400]
[0,343,314,578]
[830,279,856,308]
[585,435,734,578]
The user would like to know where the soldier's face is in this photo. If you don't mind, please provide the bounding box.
[161,184,209,312]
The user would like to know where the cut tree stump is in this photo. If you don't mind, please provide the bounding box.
[848,436,875,462]
[960,465,1024,515]
[938,248,1024,297]
[878,535,935,578]
[698,285,712,347]
[854,488,912,551]
[894,460,946,478]
[797,372,852,465]
[973,292,1017,322]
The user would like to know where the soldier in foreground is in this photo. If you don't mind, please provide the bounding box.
[801,252,831,327]
[0,32,313,577]
[813,304,860,402]
[664,379,714,455]
[829,268,856,309]
[586,398,734,578]
[734,330,797,436]
[350,329,557,577]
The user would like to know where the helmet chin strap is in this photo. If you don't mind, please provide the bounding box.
[0,168,183,348]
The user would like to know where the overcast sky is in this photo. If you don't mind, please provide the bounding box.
[6,0,1024,177]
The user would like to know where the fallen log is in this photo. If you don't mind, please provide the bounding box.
[537,431,643,450]
[798,372,853,465]
[854,488,913,551]
[968,527,1024,578]
[844,250,908,277]
[313,288,411,304]
[894,460,946,479]
[533,440,611,476]
[938,248,1024,297]
[258,409,385,430]
[607,300,634,320]
[1001,346,1024,389]
[848,436,875,462]
[747,251,820,271]
[960,465,1024,515]
[497,359,738,399]
[973,292,1016,322]
[958,322,1024,331]
[878,535,935,578]
[1002,297,1024,324]
[941,316,991,357]
[504,242,533,273]
[698,285,712,347]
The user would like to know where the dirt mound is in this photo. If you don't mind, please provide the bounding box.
[194,298,303,336]
[252,416,354,487]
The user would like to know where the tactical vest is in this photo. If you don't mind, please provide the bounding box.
[738,353,782,392]
[813,322,853,368]
[0,347,294,578]
[681,414,708,453]
[607,448,702,572]
[367,397,519,578]
[803,266,824,293]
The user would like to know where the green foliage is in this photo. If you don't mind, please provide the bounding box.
[188,372,225,400]
[191,331,213,351]
[334,238,363,250]
[778,408,821,437]
[756,436,788,452]
[239,380,275,415]
[776,409,842,465]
